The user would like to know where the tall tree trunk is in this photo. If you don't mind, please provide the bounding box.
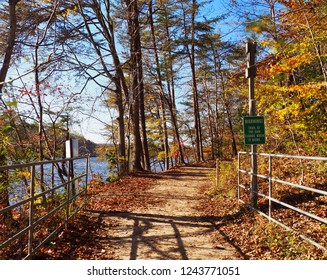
[34,32,48,205]
[212,44,238,157]
[125,0,145,171]
[32,2,59,204]
[78,0,129,174]
[116,86,128,174]
[138,53,151,171]
[104,5,130,174]
[0,0,20,93]
[203,79,215,160]
[162,3,185,165]
[0,0,20,223]
[149,0,170,170]
[184,0,204,162]
[218,72,238,157]
[134,3,150,170]
[131,80,143,171]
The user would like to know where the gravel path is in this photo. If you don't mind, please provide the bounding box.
[95,166,239,260]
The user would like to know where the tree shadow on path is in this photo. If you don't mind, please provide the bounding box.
[85,209,248,260]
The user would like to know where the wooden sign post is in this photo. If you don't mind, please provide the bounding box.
[246,42,258,208]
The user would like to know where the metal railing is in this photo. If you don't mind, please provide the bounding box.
[0,156,89,259]
[238,152,327,250]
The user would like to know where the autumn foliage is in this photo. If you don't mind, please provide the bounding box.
[250,0,327,155]
[1,0,327,261]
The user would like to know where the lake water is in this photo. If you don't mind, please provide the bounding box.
[7,157,166,205]
[76,157,165,181]
[87,157,110,179]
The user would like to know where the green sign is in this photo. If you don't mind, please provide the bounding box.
[243,116,265,145]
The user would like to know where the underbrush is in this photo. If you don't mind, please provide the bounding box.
[203,159,327,260]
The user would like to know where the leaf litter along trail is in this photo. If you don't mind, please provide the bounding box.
[84,166,241,260]
[26,162,327,260]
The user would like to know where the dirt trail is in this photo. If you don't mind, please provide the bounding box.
[94,166,239,260]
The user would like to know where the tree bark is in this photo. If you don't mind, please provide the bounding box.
[184,0,204,162]
[164,25,185,164]
[212,43,238,157]
[0,0,21,222]
[125,0,145,172]
[0,0,20,93]
[77,0,129,174]
[149,0,170,170]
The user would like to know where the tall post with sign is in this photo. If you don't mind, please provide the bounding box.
[246,42,258,208]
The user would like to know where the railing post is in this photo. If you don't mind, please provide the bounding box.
[51,162,55,187]
[28,165,36,258]
[250,150,258,208]
[268,155,272,220]
[85,155,89,197]
[216,158,219,188]
[51,162,55,198]
[66,159,71,229]
[238,152,241,201]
